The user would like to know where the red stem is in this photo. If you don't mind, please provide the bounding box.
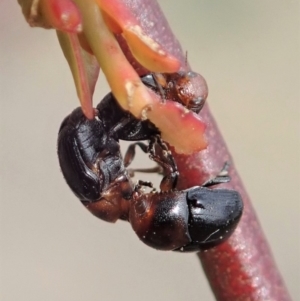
[175,107,292,301]
[119,0,292,300]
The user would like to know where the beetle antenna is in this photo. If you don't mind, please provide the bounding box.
[185,51,188,67]
[202,162,231,187]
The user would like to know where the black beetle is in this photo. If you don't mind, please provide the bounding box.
[57,107,133,222]
[57,106,243,251]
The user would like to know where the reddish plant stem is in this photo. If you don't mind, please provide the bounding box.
[118,1,292,300]
[175,107,292,301]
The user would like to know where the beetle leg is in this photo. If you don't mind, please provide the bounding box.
[134,180,156,194]
[124,135,179,191]
[202,162,231,187]
[124,142,149,167]
[108,114,134,137]
[147,135,179,191]
[124,140,165,181]
[137,180,153,189]
[149,135,178,171]
[127,165,164,178]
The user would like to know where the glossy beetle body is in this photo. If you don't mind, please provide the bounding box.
[58,107,133,222]
[57,105,243,251]
[96,92,159,141]
[130,186,243,251]
[142,72,208,113]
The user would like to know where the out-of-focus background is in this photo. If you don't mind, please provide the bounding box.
[1,1,299,300]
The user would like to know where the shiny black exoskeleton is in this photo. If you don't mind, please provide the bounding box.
[57,107,133,222]
[131,185,243,251]
[96,92,159,142]
[57,106,243,251]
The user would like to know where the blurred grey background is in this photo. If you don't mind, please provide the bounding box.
[0,1,299,300]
